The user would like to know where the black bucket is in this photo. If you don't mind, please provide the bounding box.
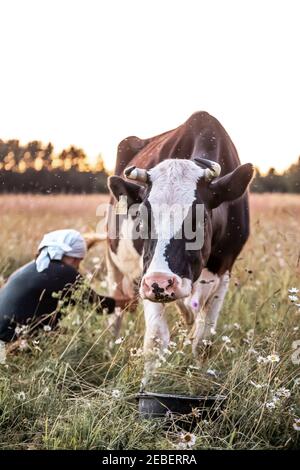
[137,392,226,424]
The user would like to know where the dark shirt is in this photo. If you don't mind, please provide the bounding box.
[0,260,115,342]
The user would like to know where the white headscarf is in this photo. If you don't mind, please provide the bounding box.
[36,229,87,272]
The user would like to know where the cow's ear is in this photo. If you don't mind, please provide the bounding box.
[207,163,254,209]
[108,176,144,206]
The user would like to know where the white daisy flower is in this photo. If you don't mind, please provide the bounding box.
[179,432,196,448]
[43,325,52,332]
[266,401,276,410]
[111,389,121,399]
[163,348,172,355]
[16,391,26,401]
[267,354,280,363]
[248,348,258,355]
[207,368,218,377]
[293,419,300,431]
[276,387,291,398]
[222,336,231,344]
[288,288,299,294]
[249,380,265,389]
[115,337,125,345]
[289,295,298,302]
[293,377,300,386]
[19,339,29,351]
[257,355,268,364]
[130,347,143,357]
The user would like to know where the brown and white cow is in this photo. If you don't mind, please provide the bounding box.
[106,111,254,381]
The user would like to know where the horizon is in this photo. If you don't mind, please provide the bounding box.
[0,0,299,173]
[0,133,298,175]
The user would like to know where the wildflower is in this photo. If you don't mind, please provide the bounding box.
[249,380,265,389]
[163,348,172,355]
[183,338,191,347]
[248,348,258,355]
[207,368,218,377]
[15,324,29,336]
[16,391,26,401]
[191,407,201,418]
[293,326,299,331]
[266,401,276,411]
[202,339,212,347]
[43,325,52,332]
[210,327,217,336]
[293,377,300,386]
[225,345,236,354]
[130,347,143,357]
[275,387,291,398]
[222,336,231,344]
[267,354,280,363]
[233,323,241,330]
[19,339,29,351]
[246,329,254,340]
[169,341,177,349]
[151,335,162,344]
[293,419,300,431]
[111,389,121,399]
[289,295,298,302]
[158,354,167,363]
[178,432,196,448]
[115,337,125,345]
[72,316,81,326]
[288,288,299,294]
[257,355,268,364]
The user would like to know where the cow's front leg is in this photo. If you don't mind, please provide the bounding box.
[201,271,230,340]
[191,271,230,358]
[141,300,169,390]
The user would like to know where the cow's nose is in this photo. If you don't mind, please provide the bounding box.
[142,273,179,302]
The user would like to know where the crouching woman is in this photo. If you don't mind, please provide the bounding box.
[0,229,115,345]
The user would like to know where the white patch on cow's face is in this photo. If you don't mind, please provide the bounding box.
[145,159,205,276]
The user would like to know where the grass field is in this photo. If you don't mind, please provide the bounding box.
[0,193,300,450]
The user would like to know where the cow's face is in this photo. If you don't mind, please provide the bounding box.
[109,159,253,303]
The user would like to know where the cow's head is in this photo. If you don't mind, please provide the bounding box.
[109,158,254,303]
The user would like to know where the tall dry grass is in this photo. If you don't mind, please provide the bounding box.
[0,193,299,449]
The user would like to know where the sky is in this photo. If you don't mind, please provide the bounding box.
[0,0,299,173]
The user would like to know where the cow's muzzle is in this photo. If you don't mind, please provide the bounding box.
[140,272,191,302]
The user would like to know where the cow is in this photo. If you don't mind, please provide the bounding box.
[106,111,254,383]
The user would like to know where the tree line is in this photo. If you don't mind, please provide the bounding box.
[251,158,300,193]
[0,139,109,193]
[0,138,299,193]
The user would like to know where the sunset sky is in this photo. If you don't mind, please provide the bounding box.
[0,0,299,172]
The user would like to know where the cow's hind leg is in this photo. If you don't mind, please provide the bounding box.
[141,300,169,390]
